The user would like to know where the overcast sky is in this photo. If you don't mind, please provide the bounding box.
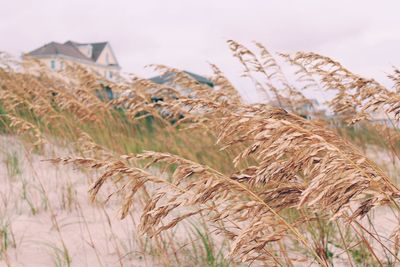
[1,0,400,102]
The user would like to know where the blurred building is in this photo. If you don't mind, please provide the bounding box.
[149,71,214,88]
[25,41,120,80]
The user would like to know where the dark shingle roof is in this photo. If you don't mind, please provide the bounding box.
[64,41,108,61]
[64,41,108,62]
[91,42,108,61]
[149,71,214,88]
[27,42,90,61]
[27,41,118,66]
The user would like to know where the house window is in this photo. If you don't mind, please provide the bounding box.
[50,60,56,70]
[105,54,109,65]
[109,71,113,79]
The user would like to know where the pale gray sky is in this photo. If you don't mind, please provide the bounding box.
[1,0,400,102]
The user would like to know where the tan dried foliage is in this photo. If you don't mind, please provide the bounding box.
[2,42,400,265]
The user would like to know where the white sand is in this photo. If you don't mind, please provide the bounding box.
[0,136,156,267]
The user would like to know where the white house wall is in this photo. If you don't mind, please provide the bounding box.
[32,55,120,81]
[96,44,118,66]
[76,44,93,59]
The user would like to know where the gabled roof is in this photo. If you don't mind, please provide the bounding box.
[91,42,108,61]
[27,42,90,61]
[64,41,108,62]
[149,71,214,88]
[27,41,119,67]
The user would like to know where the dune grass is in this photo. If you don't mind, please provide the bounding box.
[1,42,400,266]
